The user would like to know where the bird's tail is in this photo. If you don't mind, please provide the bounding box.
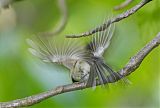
[86,60,123,87]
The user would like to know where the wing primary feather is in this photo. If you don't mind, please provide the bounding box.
[27,37,87,69]
[96,62,109,84]
[101,18,108,46]
[102,62,117,81]
[87,65,95,87]
[86,20,115,57]
[95,63,104,86]
[37,37,53,56]
[101,62,122,82]
[27,39,51,61]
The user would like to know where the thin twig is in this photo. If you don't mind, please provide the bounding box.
[114,0,133,10]
[38,0,68,37]
[0,0,23,9]
[0,32,160,108]
[66,0,152,38]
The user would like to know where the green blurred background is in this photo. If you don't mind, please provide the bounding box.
[0,0,160,108]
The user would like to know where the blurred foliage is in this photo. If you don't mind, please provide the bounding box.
[0,0,160,108]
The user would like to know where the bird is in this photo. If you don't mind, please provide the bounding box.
[27,23,123,87]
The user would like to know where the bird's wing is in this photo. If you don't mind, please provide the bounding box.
[27,37,87,69]
[86,23,115,57]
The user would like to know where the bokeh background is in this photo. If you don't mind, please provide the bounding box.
[0,0,160,108]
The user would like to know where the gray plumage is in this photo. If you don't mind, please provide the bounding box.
[27,24,122,87]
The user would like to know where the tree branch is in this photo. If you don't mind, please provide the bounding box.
[66,0,152,38]
[38,0,68,37]
[0,32,160,108]
[114,0,133,10]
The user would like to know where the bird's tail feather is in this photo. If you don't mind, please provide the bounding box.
[86,61,123,87]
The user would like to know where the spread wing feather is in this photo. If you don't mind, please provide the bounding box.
[86,24,115,57]
[27,37,87,69]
